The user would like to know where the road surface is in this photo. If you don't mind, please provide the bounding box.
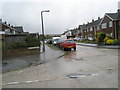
[2,45,118,88]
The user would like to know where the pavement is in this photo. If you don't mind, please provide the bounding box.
[2,45,118,88]
[76,43,120,49]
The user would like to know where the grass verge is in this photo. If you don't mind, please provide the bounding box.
[46,43,61,50]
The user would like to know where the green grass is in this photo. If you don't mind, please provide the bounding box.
[46,44,61,50]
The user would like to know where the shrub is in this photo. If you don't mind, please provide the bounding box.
[112,39,120,45]
[106,39,113,45]
[104,37,110,44]
[96,32,106,44]
[106,34,113,39]
[103,34,114,45]
[25,35,40,47]
[12,41,27,49]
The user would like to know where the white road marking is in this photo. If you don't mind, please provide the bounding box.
[33,80,39,83]
[3,82,19,85]
[91,73,99,76]
[25,81,33,83]
[17,71,23,73]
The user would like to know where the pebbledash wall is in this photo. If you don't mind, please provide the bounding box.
[4,34,27,47]
[2,34,40,58]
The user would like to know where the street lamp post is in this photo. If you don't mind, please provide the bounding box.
[41,10,50,52]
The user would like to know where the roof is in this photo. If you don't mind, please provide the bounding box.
[79,18,102,29]
[70,29,78,33]
[106,13,118,20]
[86,18,102,28]
[61,30,69,35]
[13,26,24,33]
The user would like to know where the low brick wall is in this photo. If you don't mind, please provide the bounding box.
[2,48,40,58]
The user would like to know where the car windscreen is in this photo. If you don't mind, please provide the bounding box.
[66,40,74,43]
[53,39,60,41]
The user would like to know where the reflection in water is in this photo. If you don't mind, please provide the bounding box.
[63,51,76,60]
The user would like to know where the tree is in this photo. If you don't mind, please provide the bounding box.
[96,32,106,45]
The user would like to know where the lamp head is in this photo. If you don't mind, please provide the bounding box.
[42,10,50,12]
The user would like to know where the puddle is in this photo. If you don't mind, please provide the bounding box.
[67,69,113,79]
[74,58,84,61]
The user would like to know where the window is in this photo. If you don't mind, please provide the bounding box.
[78,30,80,33]
[66,40,74,43]
[87,28,89,32]
[90,27,92,31]
[101,23,107,29]
[97,26,100,30]
[109,21,112,27]
[5,29,10,33]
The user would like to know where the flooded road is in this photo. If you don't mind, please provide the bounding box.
[2,45,64,72]
[2,45,118,88]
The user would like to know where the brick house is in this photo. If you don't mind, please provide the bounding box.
[98,10,120,39]
[78,17,102,40]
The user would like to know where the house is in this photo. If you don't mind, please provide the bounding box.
[61,30,75,39]
[78,17,102,40]
[0,19,25,35]
[98,10,120,39]
[13,26,24,34]
[70,28,78,37]
[0,20,15,35]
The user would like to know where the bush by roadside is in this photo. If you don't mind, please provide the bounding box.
[25,35,40,47]
[77,39,97,44]
[103,34,120,45]
[96,32,106,45]
[3,35,40,50]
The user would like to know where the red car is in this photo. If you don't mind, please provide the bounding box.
[59,39,76,51]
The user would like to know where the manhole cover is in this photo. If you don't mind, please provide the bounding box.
[67,73,91,78]
[67,73,99,78]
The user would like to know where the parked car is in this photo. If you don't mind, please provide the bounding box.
[46,39,53,44]
[56,39,64,47]
[88,37,94,41]
[52,38,60,45]
[59,39,76,51]
[74,37,83,41]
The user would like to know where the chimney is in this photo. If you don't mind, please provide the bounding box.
[92,19,94,22]
[118,1,120,18]
[98,17,100,20]
[118,9,120,18]
[0,19,2,22]
[83,23,85,25]
[11,25,13,28]
[4,21,7,24]
[87,22,89,24]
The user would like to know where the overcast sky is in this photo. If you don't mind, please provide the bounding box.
[0,0,120,34]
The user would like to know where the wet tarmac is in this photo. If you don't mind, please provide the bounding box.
[2,45,64,72]
[2,45,118,88]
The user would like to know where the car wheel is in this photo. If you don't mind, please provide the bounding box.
[63,47,66,51]
[74,48,76,50]
[68,48,71,51]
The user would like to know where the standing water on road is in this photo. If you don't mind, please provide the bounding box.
[2,45,64,72]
